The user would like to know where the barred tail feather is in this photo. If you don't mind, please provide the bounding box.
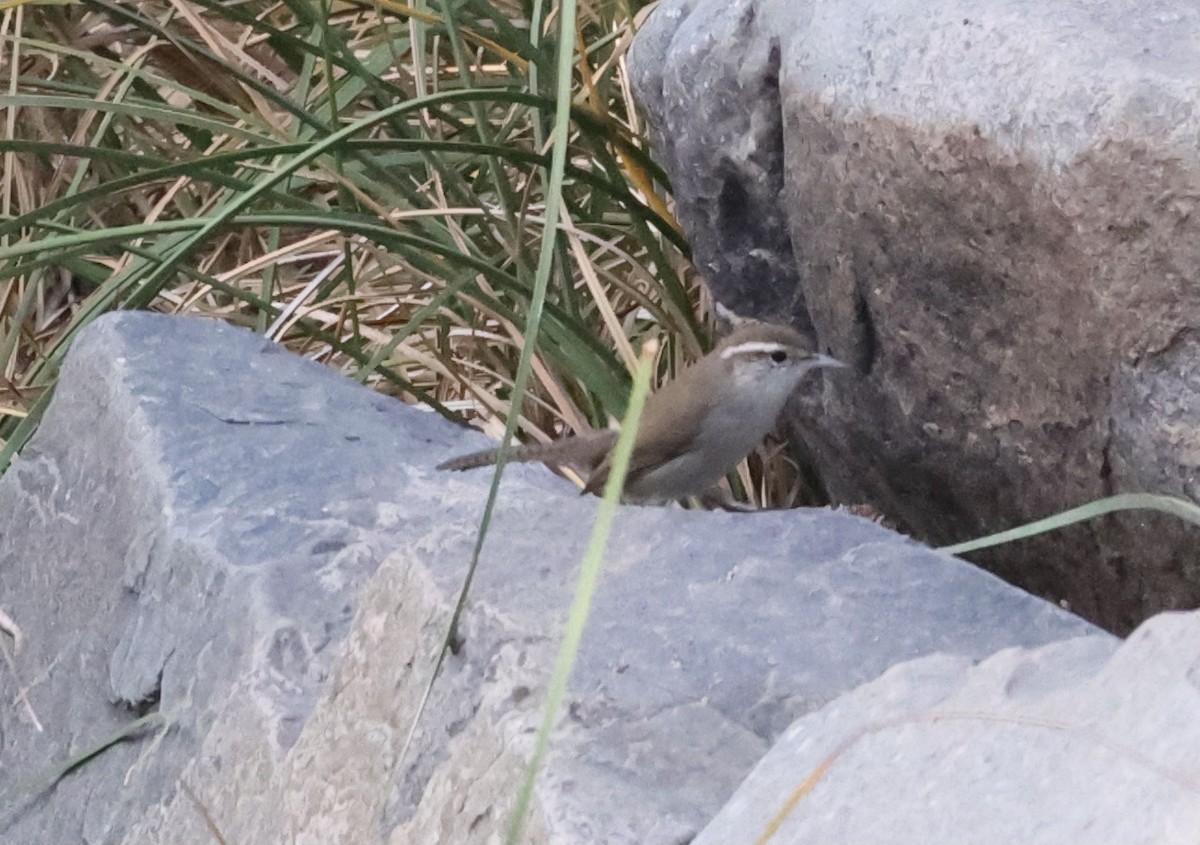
[436,432,617,473]
[436,448,506,471]
[436,444,543,471]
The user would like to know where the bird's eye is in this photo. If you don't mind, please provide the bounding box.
[770,349,788,363]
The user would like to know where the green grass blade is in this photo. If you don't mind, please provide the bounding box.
[0,712,166,817]
[504,338,657,845]
[394,0,583,776]
[938,493,1200,556]
[438,0,584,640]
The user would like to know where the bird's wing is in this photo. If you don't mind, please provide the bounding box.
[581,375,708,497]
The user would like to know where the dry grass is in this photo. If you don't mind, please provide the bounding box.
[0,0,819,507]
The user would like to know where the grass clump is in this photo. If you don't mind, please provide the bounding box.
[0,0,823,508]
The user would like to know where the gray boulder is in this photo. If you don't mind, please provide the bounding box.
[629,0,1200,633]
[0,313,1100,843]
[698,613,1200,844]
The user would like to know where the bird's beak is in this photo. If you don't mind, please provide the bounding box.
[813,353,847,369]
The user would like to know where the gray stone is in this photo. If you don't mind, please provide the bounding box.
[0,313,1103,844]
[697,612,1200,844]
[628,0,1200,633]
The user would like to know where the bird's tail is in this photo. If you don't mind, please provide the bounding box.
[435,445,532,471]
[437,432,616,472]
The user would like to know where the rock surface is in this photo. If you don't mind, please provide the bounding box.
[0,313,1102,844]
[697,613,1200,844]
[629,0,1200,633]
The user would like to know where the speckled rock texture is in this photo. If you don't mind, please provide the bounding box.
[629,0,1200,633]
[0,313,1102,844]
[697,612,1200,844]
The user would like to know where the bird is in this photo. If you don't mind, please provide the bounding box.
[437,321,844,504]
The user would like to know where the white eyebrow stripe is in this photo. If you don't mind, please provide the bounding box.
[720,341,790,360]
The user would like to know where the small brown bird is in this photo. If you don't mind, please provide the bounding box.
[437,322,844,503]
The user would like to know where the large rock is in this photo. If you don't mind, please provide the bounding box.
[629,0,1200,633]
[697,612,1200,844]
[0,313,1100,844]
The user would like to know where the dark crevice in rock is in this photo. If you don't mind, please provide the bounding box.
[1100,418,1116,497]
[715,171,748,225]
[851,289,877,375]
